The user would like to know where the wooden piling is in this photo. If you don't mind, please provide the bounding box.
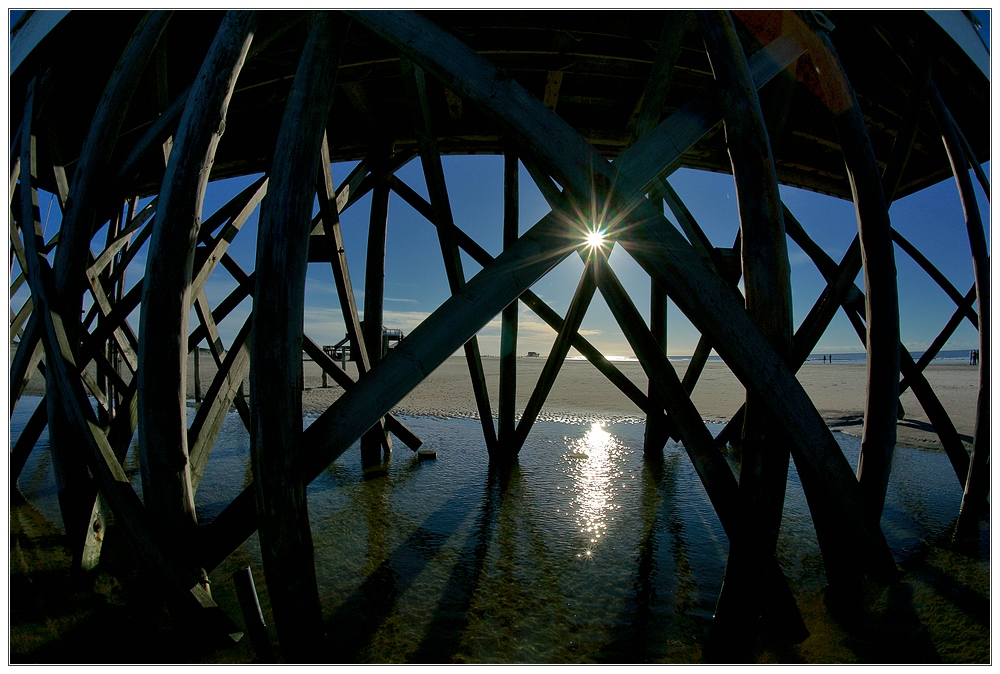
[698,10,793,638]
[498,149,519,452]
[249,12,346,660]
[929,82,991,523]
[137,11,257,593]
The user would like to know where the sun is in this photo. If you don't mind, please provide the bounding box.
[585,229,605,248]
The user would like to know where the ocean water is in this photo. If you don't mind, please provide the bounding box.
[11,396,984,663]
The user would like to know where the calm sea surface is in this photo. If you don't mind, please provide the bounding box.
[11,396,981,662]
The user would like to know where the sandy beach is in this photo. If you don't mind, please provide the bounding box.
[15,351,977,451]
[302,355,977,452]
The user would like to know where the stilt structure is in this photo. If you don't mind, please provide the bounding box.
[9,9,989,662]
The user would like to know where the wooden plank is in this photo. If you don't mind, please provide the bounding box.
[929,82,991,521]
[249,12,345,659]
[136,11,256,586]
[498,149,519,450]
[401,56,498,455]
[542,70,564,111]
[512,256,598,454]
[595,250,806,639]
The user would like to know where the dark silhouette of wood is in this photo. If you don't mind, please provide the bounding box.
[699,10,793,642]
[498,149,519,451]
[809,25,901,529]
[249,12,346,660]
[594,250,807,643]
[512,255,598,454]
[401,57,499,456]
[929,82,990,523]
[47,11,173,570]
[137,11,257,591]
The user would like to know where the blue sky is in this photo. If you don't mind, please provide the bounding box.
[10,10,990,359]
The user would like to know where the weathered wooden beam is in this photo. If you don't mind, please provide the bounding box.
[542,70,564,111]
[906,283,977,377]
[401,56,498,456]
[615,30,806,198]
[250,12,346,660]
[18,85,97,570]
[880,61,930,204]
[316,135,372,374]
[498,149,519,451]
[699,10,794,638]
[929,82,991,522]
[357,10,893,582]
[137,12,257,595]
[186,271,256,352]
[191,175,268,298]
[512,256,598,454]
[642,237,670,458]
[943,98,991,204]
[86,197,157,281]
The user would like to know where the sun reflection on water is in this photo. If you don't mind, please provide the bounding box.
[565,422,626,560]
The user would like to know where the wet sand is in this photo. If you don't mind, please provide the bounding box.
[194,354,977,451]
[16,351,977,451]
